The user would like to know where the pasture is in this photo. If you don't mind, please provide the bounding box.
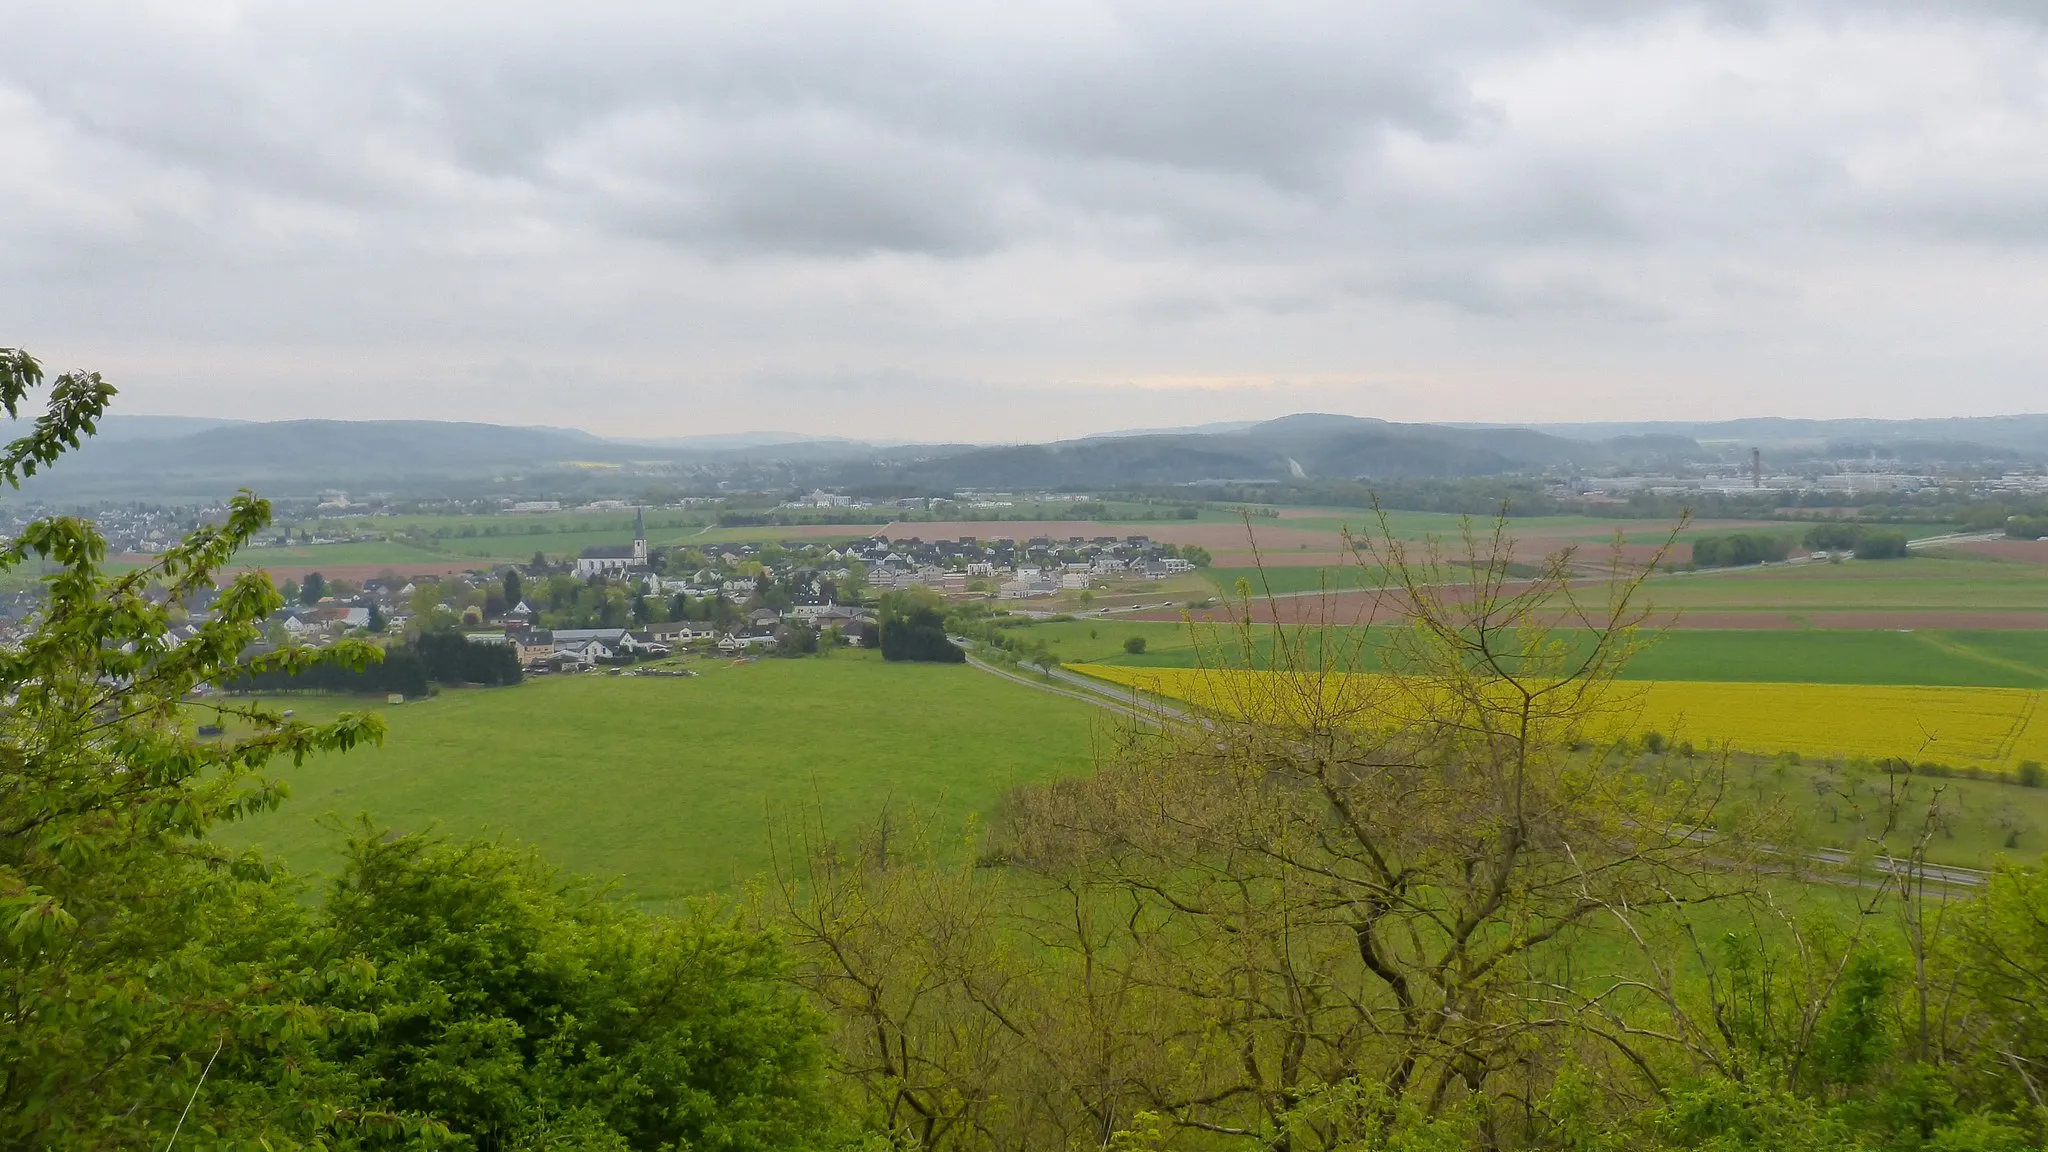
[216,653,1104,904]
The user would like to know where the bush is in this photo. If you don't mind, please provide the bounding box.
[1690,533,1793,568]
[2020,761,2045,788]
[1804,522,1866,551]
[1854,529,1910,560]
[1123,635,1148,655]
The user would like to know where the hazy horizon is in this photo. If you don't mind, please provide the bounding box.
[9,3,2048,441]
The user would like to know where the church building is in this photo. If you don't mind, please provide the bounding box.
[573,507,649,578]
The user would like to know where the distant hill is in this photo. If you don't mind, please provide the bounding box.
[828,414,1703,489]
[88,414,250,441]
[1474,414,2048,454]
[10,408,2038,502]
[29,420,681,499]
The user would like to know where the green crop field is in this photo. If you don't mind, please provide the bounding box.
[216,653,1104,905]
[231,540,459,569]
[996,616,2048,688]
[1646,554,2048,613]
[1266,509,1961,543]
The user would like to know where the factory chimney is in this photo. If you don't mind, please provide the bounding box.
[1750,447,1762,489]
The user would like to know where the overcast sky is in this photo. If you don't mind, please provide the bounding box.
[5,2,2046,441]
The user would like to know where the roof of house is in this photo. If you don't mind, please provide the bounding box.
[551,627,631,643]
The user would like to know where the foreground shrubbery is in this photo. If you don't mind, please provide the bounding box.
[0,349,830,1150]
[777,512,2048,1151]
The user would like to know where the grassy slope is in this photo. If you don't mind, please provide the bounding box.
[218,653,1104,904]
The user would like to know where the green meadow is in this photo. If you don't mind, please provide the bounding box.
[217,653,1105,904]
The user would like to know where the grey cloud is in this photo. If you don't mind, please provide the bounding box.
[7,1,2048,436]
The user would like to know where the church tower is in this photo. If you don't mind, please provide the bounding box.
[632,506,648,565]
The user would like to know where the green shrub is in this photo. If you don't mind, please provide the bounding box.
[1854,529,1910,560]
[1123,635,1148,655]
[1690,533,1794,568]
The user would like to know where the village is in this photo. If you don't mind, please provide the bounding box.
[0,508,1205,674]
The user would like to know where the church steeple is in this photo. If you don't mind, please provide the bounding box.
[632,506,648,565]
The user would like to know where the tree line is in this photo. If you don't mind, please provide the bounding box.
[229,628,522,696]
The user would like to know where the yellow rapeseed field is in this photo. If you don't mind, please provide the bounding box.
[1071,664,2048,773]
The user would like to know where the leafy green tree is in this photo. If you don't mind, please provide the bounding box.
[1,348,835,1148]
[311,828,833,1152]
[1122,635,1147,655]
[301,570,326,604]
[0,347,391,1147]
[774,622,820,658]
[878,605,962,663]
[1947,861,2048,1115]
[503,566,523,608]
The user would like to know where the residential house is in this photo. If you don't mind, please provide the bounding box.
[648,620,712,644]
[515,630,558,665]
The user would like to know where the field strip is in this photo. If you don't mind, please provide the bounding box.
[1067,664,2048,773]
[1051,663,1990,889]
[1912,633,2048,685]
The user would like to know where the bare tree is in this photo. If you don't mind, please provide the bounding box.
[778,509,1765,1150]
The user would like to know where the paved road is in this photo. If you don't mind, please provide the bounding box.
[953,638,1200,727]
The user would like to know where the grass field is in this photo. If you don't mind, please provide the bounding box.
[217,653,1104,904]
